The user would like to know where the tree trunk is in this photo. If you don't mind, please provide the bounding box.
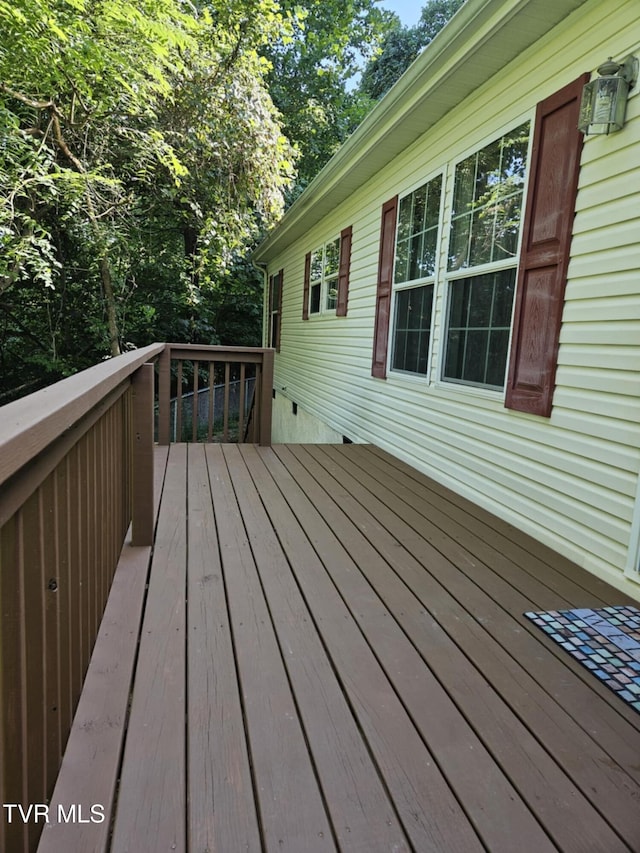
[99,253,121,357]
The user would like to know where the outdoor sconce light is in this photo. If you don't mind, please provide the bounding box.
[579,54,638,134]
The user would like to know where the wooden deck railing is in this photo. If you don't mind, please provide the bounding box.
[156,344,274,446]
[0,342,273,853]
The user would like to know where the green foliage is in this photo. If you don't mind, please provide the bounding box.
[360,0,466,100]
[0,0,294,396]
[263,0,392,186]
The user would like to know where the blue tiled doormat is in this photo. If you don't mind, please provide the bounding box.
[524,606,640,713]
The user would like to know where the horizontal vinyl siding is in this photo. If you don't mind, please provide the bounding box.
[267,0,640,591]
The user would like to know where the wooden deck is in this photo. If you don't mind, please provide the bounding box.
[41,443,640,853]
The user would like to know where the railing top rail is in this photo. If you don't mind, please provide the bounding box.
[0,342,165,487]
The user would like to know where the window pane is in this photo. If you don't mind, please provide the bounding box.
[448,122,530,271]
[448,213,471,270]
[409,233,424,280]
[452,154,476,218]
[425,174,442,229]
[326,276,338,310]
[310,282,321,314]
[443,268,516,389]
[391,284,433,375]
[395,238,409,284]
[412,185,427,234]
[325,238,340,277]
[397,194,412,241]
[310,249,323,281]
[395,175,442,283]
[421,227,438,278]
[271,272,281,310]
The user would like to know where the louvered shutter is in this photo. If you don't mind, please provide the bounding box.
[336,225,353,316]
[505,74,589,416]
[302,252,311,320]
[371,196,398,378]
[275,268,283,352]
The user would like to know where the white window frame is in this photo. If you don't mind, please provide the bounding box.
[308,236,340,316]
[388,171,444,380]
[435,117,534,395]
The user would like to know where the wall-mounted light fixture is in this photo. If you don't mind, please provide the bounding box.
[578,55,638,135]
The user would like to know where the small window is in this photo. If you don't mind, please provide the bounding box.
[443,122,530,390]
[269,270,282,349]
[309,237,340,315]
[390,174,442,376]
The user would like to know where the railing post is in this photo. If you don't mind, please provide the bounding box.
[132,363,154,546]
[259,349,274,447]
[158,345,171,446]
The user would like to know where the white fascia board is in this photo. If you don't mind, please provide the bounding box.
[253,0,588,263]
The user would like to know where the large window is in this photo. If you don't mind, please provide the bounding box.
[309,237,340,314]
[390,174,442,375]
[443,121,530,389]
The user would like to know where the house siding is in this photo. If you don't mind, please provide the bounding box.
[265,0,640,595]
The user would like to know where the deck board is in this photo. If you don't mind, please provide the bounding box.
[51,442,640,853]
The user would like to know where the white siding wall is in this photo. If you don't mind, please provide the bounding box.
[267,0,640,595]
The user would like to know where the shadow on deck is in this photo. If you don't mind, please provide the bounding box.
[36,442,640,853]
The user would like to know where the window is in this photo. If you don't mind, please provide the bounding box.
[390,174,442,375]
[268,269,283,350]
[443,121,530,389]
[309,237,340,314]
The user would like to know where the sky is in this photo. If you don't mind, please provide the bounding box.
[377,0,422,27]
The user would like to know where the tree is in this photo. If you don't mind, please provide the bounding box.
[360,0,466,101]
[0,0,294,396]
[262,0,393,188]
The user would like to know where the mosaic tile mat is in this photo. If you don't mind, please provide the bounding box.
[524,606,640,713]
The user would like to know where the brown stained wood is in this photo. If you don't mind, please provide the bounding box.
[205,444,335,853]
[0,382,129,531]
[37,543,155,853]
[40,476,61,795]
[232,445,483,853]
[223,362,230,442]
[366,444,638,606]
[65,447,82,719]
[168,344,265,363]
[176,359,183,442]
[157,344,171,445]
[238,363,246,438]
[186,445,262,853]
[192,360,199,442]
[0,343,164,487]
[207,362,214,441]
[0,516,29,853]
[259,349,273,447]
[53,460,71,756]
[323,445,640,749]
[251,445,551,853]
[110,444,187,853]
[226,444,412,853]
[132,364,154,546]
[20,496,47,810]
[282,445,638,852]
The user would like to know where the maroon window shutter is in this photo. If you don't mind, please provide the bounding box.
[336,225,353,317]
[275,268,283,352]
[302,252,311,320]
[505,74,589,417]
[371,196,398,378]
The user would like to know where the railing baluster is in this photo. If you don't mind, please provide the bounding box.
[208,363,214,442]
[132,364,154,546]
[176,360,183,442]
[223,362,230,442]
[238,363,246,443]
[192,360,199,443]
[259,349,274,447]
[158,345,171,446]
